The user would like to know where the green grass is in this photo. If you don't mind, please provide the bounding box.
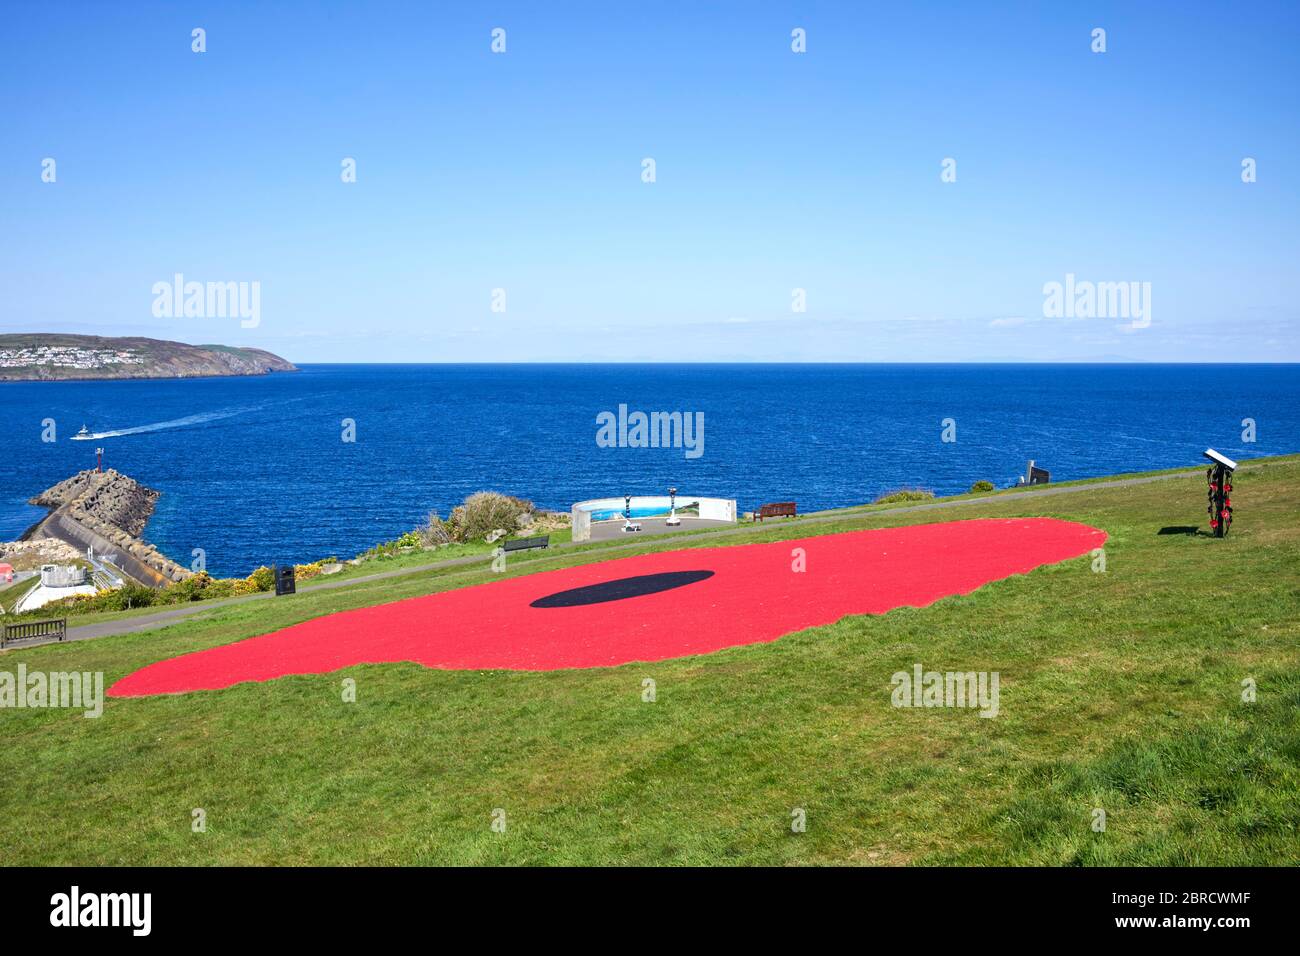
[1,456,1298,865]
[334,525,574,581]
[0,575,40,612]
[3,528,575,625]
[873,488,936,504]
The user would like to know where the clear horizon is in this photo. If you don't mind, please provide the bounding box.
[3,1,1297,362]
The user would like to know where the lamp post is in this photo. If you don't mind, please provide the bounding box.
[665,486,680,526]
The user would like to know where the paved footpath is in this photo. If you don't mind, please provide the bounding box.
[10,467,1211,649]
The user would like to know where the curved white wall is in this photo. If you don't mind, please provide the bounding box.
[570,494,737,542]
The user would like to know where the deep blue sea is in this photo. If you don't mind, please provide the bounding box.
[1,364,1296,578]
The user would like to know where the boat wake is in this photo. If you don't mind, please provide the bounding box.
[71,406,261,440]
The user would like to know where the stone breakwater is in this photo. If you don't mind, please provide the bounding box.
[27,469,190,584]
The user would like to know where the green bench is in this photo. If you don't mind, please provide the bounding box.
[503,536,550,553]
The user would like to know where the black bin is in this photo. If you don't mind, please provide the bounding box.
[274,564,296,596]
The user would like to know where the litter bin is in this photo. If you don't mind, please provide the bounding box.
[274,564,296,596]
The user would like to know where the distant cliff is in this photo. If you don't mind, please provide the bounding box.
[0,334,297,382]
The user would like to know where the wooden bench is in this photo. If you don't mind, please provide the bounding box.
[1,618,67,649]
[754,502,797,522]
[503,535,550,553]
[1024,459,1051,486]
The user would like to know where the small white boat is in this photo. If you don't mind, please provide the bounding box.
[72,424,92,440]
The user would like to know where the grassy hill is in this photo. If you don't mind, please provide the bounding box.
[0,334,295,381]
[1,456,1297,865]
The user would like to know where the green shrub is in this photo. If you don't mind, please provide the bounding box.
[198,577,238,599]
[448,491,534,542]
[293,557,337,582]
[163,572,214,603]
[970,480,996,493]
[23,563,323,619]
[26,580,158,616]
[419,512,453,547]
[155,571,246,603]
[245,566,276,592]
[873,488,936,505]
[103,582,158,611]
[359,538,411,560]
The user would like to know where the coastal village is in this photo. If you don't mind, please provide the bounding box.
[0,344,144,370]
[0,334,297,381]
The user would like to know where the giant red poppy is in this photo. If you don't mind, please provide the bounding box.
[109,517,1105,697]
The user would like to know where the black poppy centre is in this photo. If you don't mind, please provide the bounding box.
[530,570,715,608]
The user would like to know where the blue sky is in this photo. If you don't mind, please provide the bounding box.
[2,1,1297,362]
